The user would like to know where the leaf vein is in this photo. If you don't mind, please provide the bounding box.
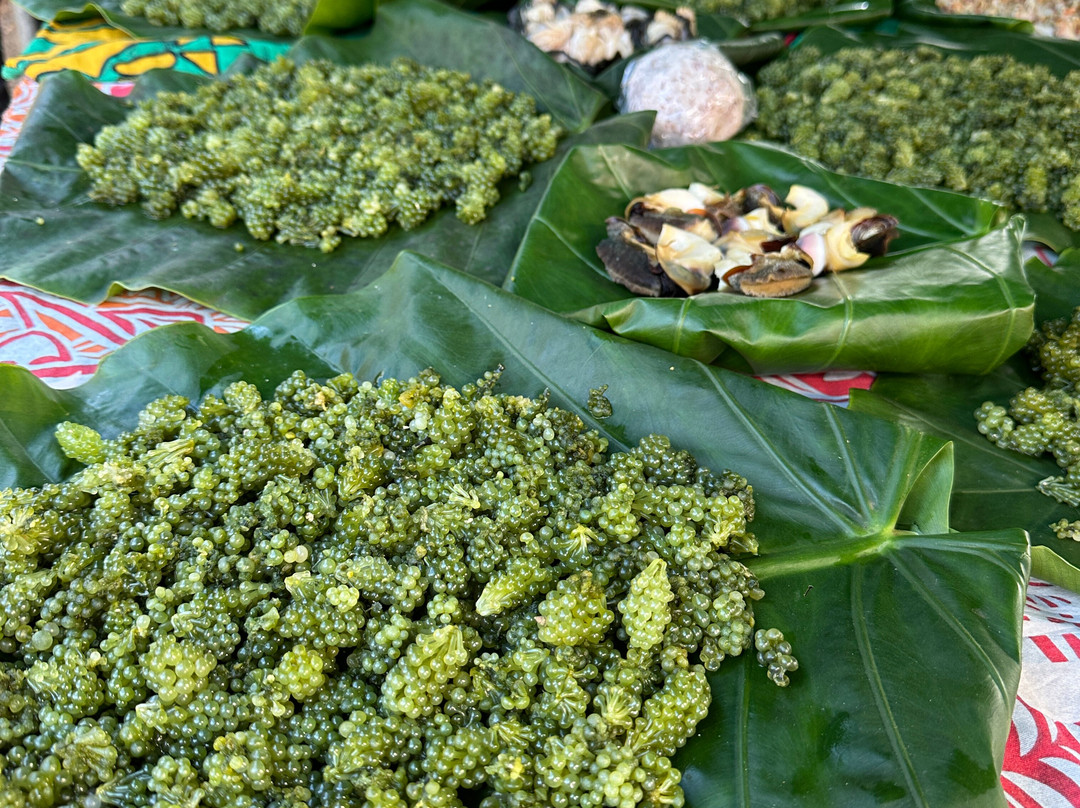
[891,552,1014,703]
[852,566,930,807]
[701,368,858,534]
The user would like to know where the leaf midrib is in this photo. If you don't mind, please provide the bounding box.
[749,529,1019,578]
[852,566,931,807]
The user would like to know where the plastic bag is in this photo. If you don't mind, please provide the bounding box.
[619,40,757,148]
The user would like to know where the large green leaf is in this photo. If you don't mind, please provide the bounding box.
[795,20,1080,72]
[745,0,891,31]
[789,22,1080,251]
[0,251,1027,807]
[15,0,372,38]
[850,251,1080,578]
[0,3,627,320]
[506,141,1033,374]
[894,0,1036,32]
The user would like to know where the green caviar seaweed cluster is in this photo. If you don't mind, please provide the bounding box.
[119,0,315,35]
[0,367,795,808]
[753,46,1080,229]
[688,0,827,22]
[976,307,1080,534]
[76,57,561,253]
[1052,519,1080,541]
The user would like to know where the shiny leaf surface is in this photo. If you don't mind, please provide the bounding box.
[0,252,1026,807]
[851,252,1080,575]
[506,141,1032,374]
[0,1,627,320]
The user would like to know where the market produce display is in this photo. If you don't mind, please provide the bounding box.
[0,0,618,319]
[76,56,561,252]
[510,0,696,73]
[752,44,1080,230]
[0,362,795,807]
[1,0,1073,799]
[507,141,1032,374]
[119,0,316,35]
[934,0,1080,38]
[0,251,1033,807]
[597,181,898,298]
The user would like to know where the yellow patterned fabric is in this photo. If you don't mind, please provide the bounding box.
[2,18,289,81]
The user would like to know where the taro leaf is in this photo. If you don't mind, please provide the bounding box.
[894,0,1035,32]
[0,251,1027,807]
[14,0,371,39]
[0,9,627,320]
[795,20,1080,73]
[1031,548,1080,595]
[850,251,1080,579]
[713,30,787,66]
[850,362,1079,575]
[744,0,891,32]
[506,141,1032,375]
[1022,213,1080,255]
[790,23,1080,251]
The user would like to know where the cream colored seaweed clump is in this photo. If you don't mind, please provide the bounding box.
[76,57,562,252]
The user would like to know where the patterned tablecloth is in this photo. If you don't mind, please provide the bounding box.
[2,70,1080,806]
[1,19,290,82]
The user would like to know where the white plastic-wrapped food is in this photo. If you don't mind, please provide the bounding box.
[619,40,756,148]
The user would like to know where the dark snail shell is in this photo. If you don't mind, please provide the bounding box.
[852,214,900,257]
[726,246,814,298]
[625,203,720,244]
[597,217,685,297]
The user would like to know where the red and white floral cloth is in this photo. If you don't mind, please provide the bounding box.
[1008,580,1080,807]
[1,77,245,386]
[0,279,246,385]
[2,74,1079,807]
[0,76,40,163]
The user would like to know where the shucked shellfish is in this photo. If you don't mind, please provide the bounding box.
[596,182,899,299]
[510,0,695,73]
